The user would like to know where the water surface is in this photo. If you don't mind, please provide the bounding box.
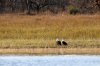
[0,55,100,66]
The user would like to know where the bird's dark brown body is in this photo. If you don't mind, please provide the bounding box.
[56,41,61,45]
[56,39,61,45]
[62,41,67,45]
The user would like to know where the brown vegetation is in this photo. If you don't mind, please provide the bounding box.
[0,14,100,54]
[0,48,100,55]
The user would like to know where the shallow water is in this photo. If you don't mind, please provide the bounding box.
[0,55,100,66]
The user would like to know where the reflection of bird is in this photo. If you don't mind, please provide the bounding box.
[56,38,61,45]
[61,39,67,46]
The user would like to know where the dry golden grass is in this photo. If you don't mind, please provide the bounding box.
[0,14,100,49]
[0,48,100,55]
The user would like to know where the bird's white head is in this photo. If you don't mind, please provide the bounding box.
[62,39,64,42]
[56,38,59,41]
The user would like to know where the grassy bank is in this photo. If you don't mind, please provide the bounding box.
[0,48,100,55]
[0,14,100,40]
[0,14,100,54]
[0,14,100,48]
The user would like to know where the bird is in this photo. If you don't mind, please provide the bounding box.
[61,39,67,46]
[56,38,61,45]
